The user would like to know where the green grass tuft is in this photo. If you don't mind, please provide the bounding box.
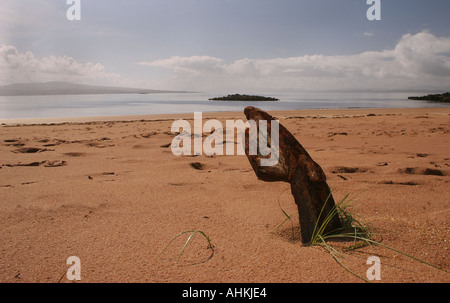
[276,190,448,282]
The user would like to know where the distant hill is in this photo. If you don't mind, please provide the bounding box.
[0,82,189,96]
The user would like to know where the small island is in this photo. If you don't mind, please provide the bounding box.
[209,94,279,101]
[408,92,450,103]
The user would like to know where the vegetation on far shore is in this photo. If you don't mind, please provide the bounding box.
[209,94,279,101]
[408,92,450,103]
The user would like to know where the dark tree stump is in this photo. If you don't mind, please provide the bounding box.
[243,106,342,244]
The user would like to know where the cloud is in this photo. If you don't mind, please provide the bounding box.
[0,44,124,86]
[140,31,450,91]
[2,31,449,92]
[140,56,224,75]
[394,31,450,77]
[142,55,222,70]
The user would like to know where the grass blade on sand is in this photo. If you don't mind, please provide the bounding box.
[160,230,214,262]
[294,191,448,281]
[273,188,296,242]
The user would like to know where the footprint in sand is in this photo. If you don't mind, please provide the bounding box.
[64,152,86,157]
[87,172,116,181]
[190,162,204,170]
[4,139,25,147]
[12,147,51,153]
[331,166,369,174]
[381,180,419,186]
[43,160,67,167]
[398,167,445,176]
[85,139,114,148]
[132,144,151,149]
[2,160,67,167]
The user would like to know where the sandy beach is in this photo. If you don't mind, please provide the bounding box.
[0,107,449,283]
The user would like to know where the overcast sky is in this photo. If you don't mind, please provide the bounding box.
[1,0,449,92]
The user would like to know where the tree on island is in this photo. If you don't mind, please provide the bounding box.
[408,92,450,103]
[209,94,279,101]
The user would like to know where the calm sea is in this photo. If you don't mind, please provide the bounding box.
[0,91,448,120]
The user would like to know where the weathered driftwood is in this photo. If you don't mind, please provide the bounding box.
[243,106,342,244]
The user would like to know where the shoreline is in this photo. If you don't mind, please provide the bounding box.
[1,106,448,125]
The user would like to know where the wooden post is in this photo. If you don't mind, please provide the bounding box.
[243,106,342,244]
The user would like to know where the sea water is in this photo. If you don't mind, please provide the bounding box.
[0,91,448,120]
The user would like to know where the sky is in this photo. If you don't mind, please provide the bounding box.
[1,0,450,92]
